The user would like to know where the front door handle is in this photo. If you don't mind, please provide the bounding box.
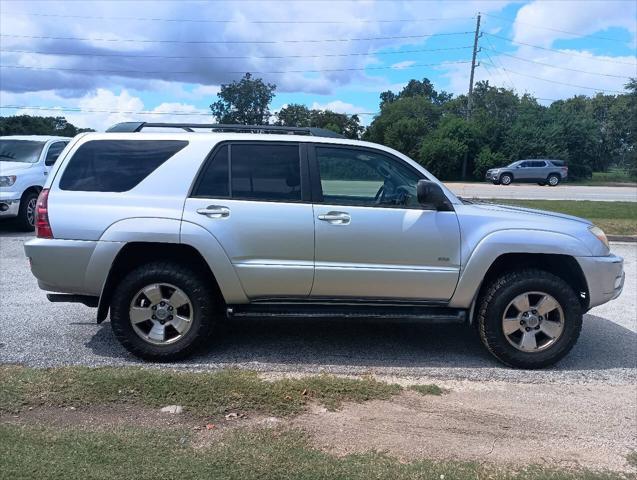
[318,211,351,225]
[196,205,230,218]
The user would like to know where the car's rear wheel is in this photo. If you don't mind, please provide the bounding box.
[110,261,219,361]
[499,173,513,185]
[547,174,561,186]
[477,269,582,369]
[16,191,38,232]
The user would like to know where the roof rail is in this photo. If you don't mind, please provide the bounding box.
[106,122,345,139]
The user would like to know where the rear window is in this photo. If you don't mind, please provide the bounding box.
[59,140,187,192]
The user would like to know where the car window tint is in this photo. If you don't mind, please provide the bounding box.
[230,143,301,201]
[194,145,229,197]
[59,140,187,192]
[317,147,420,207]
[45,142,68,166]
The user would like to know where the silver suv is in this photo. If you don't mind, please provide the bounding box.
[24,122,624,368]
[486,159,568,186]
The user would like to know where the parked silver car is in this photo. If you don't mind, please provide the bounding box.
[24,123,623,368]
[486,159,568,186]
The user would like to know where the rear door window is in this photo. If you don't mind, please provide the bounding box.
[194,143,302,202]
[59,140,187,192]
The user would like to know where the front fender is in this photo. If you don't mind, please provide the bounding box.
[448,229,592,308]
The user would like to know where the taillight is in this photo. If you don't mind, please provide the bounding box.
[35,188,53,239]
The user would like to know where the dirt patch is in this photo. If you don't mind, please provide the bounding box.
[291,382,637,473]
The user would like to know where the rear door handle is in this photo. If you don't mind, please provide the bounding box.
[196,205,230,218]
[318,211,351,225]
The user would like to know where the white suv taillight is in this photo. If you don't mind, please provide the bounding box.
[35,188,53,239]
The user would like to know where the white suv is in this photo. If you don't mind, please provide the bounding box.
[0,135,70,230]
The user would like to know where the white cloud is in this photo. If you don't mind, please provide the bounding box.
[8,89,209,131]
[391,60,417,70]
[513,0,637,47]
[442,48,635,101]
[310,100,369,115]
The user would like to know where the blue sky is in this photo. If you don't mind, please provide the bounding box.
[0,0,635,130]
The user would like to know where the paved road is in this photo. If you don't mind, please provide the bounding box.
[1,229,635,385]
[447,182,637,202]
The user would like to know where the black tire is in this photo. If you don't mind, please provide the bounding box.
[477,269,582,369]
[547,174,561,186]
[110,261,219,361]
[16,190,38,232]
[499,173,513,186]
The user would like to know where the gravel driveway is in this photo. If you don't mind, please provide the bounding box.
[1,228,635,385]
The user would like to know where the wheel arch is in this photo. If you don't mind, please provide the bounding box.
[97,242,226,323]
[450,229,591,312]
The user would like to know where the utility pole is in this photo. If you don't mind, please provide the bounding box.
[462,12,481,179]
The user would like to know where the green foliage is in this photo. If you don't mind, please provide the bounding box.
[0,115,93,136]
[275,103,363,139]
[473,146,507,179]
[419,137,467,180]
[367,77,636,181]
[210,73,276,125]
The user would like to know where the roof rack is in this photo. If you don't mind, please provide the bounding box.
[106,122,345,139]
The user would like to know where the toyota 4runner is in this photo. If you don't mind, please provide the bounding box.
[24,122,624,368]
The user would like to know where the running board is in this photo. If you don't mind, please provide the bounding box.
[227,303,467,323]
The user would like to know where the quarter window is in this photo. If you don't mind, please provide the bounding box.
[59,140,187,192]
[316,147,421,207]
[194,145,229,197]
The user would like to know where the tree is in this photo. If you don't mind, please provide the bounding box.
[0,115,93,136]
[419,137,467,180]
[275,104,363,139]
[209,73,276,125]
[365,96,442,158]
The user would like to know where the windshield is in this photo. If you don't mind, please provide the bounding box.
[506,161,519,168]
[0,140,46,163]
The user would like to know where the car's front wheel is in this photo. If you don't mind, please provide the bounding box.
[499,173,513,185]
[477,269,582,369]
[110,261,220,361]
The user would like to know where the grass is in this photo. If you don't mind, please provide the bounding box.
[0,425,626,480]
[627,451,637,469]
[573,170,637,186]
[409,384,445,396]
[0,366,405,416]
[485,199,637,236]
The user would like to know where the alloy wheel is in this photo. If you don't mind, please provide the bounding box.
[501,291,564,352]
[129,283,194,345]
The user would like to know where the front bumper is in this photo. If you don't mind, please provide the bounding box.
[485,172,499,181]
[0,198,20,218]
[576,254,624,309]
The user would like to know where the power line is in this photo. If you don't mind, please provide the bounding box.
[482,12,631,43]
[3,11,475,24]
[480,61,626,94]
[0,45,473,61]
[482,47,634,79]
[0,105,379,116]
[482,34,517,90]
[484,33,637,66]
[0,31,473,45]
[0,60,471,76]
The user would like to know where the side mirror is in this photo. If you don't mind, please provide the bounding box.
[417,180,449,210]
